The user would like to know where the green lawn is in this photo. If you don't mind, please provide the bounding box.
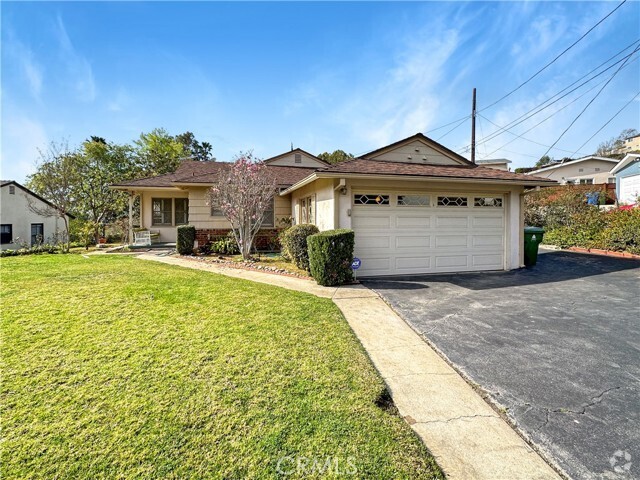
[1,255,442,479]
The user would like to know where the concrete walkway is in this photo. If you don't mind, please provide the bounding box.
[137,254,560,480]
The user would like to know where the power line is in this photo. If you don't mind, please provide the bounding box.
[568,90,640,158]
[540,43,640,158]
[436,115,470,141]
[471,43,640,149]
[479,0,629,113]
[476,65,635,159]
[424,114,471,134]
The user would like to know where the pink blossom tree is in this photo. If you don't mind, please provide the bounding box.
[207,152,277,259]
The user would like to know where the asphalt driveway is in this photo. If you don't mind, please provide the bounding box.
[364,250,640,480]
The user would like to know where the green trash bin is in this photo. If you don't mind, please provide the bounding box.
[524,227,545,267]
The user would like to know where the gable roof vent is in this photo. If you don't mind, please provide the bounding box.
[294,153,302,164]
[9,185,15,194]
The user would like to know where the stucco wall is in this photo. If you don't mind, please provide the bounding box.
[369,140,463,165]
[289,178,336,230]
[532,160,617,183]
[0,184,68,250]
[266,151,327,168]
[140,190,189,242]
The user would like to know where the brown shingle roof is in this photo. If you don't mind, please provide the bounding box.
[111,161,218,187]
[176,164,317,187]
[317,158,556,183]
[112,160,317,188]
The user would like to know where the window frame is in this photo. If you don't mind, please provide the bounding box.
[437,196,468,207]
[261,197,276,228]
[397,194,431,207]
[473,196,503,208]
[31,223,44,246]
[174,198,189,225]
[0,224,12,244]
[299,195,315,224]
[353,194,390,206]
[151,198,174,226]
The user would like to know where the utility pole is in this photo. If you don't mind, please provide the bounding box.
[471,87,477,164]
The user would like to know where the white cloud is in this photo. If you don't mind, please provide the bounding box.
[4,35,43,99]
[55,15,96,102]
[0,115,49,182]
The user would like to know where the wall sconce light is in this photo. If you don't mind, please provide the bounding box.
[339,186,347,196]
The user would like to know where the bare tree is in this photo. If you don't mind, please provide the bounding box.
[26,142,78,253]
[207,152,277,259]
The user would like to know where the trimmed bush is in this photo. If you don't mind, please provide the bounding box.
[176,225,196,255]
[281,224,319,271]
[307,229,355,286]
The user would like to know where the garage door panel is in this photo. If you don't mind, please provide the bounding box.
[472,254,503,268]
[355,235,390,249]
[352,215,391,229]
[435,255,468,269]
[359,257,391,272]
[435,235,468,248]
[472,216,503,228]
[396,215,431,228]
[396,256,431,270]
[472,235,503,247]
[436,216,469,228]
[396,236,431,248]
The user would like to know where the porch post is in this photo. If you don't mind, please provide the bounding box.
[128,192,134,244]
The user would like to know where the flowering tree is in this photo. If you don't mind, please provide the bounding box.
[207,152,277,259]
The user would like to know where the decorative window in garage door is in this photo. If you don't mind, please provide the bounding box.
[354,194,389,205]
[437,196,467,207]
[398,195,430,206]
[474,197,503,207]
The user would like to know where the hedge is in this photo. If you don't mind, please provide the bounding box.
[176,225,196,255]
[543,208,640,254]
[307,229,354,286]
[280,224,319,271]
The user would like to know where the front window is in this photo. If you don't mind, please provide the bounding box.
[262,197,275,227]
[299,196,315,224]
[31,223,44,246]
[175,198,189,225]
[579,179,594,185]
[1,224,12,244]
[152,198,173,225]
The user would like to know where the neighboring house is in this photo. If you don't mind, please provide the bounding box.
[614,134,640,155]
[610,153,640,205]
[475,158,512,171]
[525,156,619,185]
[113,134,555,276]
[0,180,73,250]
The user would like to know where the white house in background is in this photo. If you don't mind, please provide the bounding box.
[525,156,619,185]
[0,180,73,250]
[610,153,640,205]
[614,134,640,155]
[475,158,512,171]
[113,133,556,277]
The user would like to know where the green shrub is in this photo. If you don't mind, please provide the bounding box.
[598,209,640,254]
[281,224,319,271]
[210,233,240,255]
[307,229,355,286]
[176,225,196,255]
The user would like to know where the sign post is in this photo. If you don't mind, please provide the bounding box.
[351,257,361,281]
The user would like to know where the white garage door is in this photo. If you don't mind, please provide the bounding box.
[352,192,506,276]
[619,175,640,205]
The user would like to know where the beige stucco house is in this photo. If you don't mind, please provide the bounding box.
[525,156,619,185]
[113,134,555,277]
[0,180,73,250]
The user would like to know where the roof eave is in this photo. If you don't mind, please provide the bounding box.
[281,172,556,194]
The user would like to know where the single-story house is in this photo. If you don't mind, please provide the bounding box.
[525,156,619,185]
[474,158,512,171]
[610,153,640,205]
[113,133,555,276]
[0,180,74,250]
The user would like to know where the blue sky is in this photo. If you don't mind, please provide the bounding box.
[2,1,639,182]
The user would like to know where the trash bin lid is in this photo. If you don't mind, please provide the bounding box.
[524,226,545,233]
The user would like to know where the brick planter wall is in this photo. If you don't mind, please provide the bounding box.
[195,228,281,252]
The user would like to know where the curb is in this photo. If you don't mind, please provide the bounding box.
[566,246,640,259]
